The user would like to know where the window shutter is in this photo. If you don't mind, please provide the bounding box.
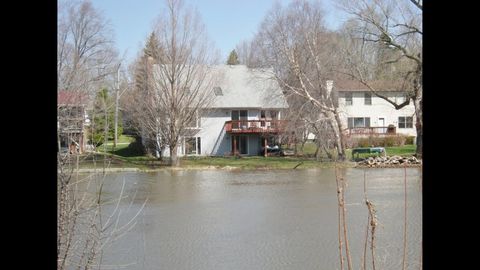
[348,118,353,128]
[365,117,370,127]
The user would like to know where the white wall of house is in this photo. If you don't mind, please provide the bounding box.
[338,91,417,137]
[165,108,283,157]
[197,108,232,156]
[152,65,289,157]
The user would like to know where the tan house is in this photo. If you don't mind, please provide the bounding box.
[57,91,90,154]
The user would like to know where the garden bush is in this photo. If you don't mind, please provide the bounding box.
[405,136,415,145]
[347,135,408,148]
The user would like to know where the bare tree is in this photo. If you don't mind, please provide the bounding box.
[337,0,422,157]
[235,39,265,68]
[57,154,147,270]
[279,93,334,159]
[57,0,118,95]
[127,0,219,166]
[57,2,146,269]
[57,0,119,154]
[251,0,348,160]
[123,32,164,158]
[235,39,251,66]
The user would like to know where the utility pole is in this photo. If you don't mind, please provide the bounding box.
[113,63,121,151]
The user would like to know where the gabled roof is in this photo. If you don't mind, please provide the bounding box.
[209,65,288,109]
[335,80,405,92]
[58,90,89,105]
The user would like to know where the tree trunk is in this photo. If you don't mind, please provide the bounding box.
[415,122,422,159]
[314,142,320,160]
[413,97,422,159]
[155,133,162,159]
[329,111,346,161]
[170,144,179,166]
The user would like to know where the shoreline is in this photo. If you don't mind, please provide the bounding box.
[71,162,421,173]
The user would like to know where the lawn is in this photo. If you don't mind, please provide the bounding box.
[346,144,416,159]
[180,156,354,169]
[285,142,416,159]
[86,137,416,169]
[97,135,144,157]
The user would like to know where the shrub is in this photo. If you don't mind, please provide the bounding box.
[383,136,396,147]
[405,136,415,145]
[348,135,408,148]
[357,138,372,147]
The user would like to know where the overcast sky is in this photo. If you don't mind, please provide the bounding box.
[89,0,348,64]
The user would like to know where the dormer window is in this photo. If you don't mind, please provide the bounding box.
[213,86,223,96]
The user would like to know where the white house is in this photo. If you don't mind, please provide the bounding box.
[334,80,417,138]
[157,66,416,157]
[176,65,289,156]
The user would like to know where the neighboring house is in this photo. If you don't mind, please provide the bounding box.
[334,80,417,139]
[58,91,90,154]
[166,65,289,157]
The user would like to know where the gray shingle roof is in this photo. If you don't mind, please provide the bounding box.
[209,65,288,109]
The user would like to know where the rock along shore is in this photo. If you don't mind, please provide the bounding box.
[356,155,421,168]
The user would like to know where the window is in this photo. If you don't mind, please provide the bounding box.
[213,86,223,96]
[269,110,278,120]
[185,137,201,155]
[364,92,372,105]
[260,110,266,119]
[347,117,371,128]
[398,117,413,128]
[232,110,248,129]
[345,93,352,105]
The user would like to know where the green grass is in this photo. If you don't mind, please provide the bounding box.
[80,152,355,170]
[85,137,416,170]
[97,135,145,157]
[102,135,136,146]
[284,142,416,160]
[346,144,416,159]
[384,145,417,156]
[181,156,354,169]
[116,135,135,144]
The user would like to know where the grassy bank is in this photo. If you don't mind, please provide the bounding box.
[181,156,356,169]
[84,136,415,170]
[79,153,356,170]
[292,142,416,159]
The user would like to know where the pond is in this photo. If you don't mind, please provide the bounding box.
[96,168,422,270]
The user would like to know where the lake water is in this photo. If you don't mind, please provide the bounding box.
[96,168,422,270]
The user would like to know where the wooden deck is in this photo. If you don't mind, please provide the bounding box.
[225,120,287,134]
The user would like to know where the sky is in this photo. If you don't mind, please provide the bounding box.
[89,0,348,64]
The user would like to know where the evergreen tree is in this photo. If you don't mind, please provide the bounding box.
[227,49,239,65]
[90,88,123,146]
[144,31,161,60]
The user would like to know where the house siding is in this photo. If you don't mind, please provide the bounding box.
[198,109,231,156]
[161,107,286,157]
[338,91,417,137]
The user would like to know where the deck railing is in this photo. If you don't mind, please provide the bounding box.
[344,126,396,136]
[225,120,287,134]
